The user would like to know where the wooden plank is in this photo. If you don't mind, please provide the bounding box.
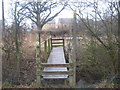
[52,42,63,44]
[43,47,68,79]
[52,45,63,47]
[52,39,64,41]
[41,63,72,67]
[41,71,72,75]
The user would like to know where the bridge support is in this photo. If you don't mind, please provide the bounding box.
[68,10,77,87]
[36,33,42,85]
[44,40,47,62]
[35,30,76,87]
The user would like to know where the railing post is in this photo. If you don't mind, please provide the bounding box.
[44,40,47,62]
[48,38,51,55]
[69,54,74,87]
[51,38,53,50]
[36,33,41,85]
[69,10,77,87]
[63,39,65,48]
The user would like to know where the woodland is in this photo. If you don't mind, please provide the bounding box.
[1,0,120,88]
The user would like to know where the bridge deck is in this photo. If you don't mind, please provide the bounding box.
[43,47,68,79]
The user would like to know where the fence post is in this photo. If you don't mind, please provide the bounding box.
[63,39,65,48]
[51,38,53,50]
[48,38,51,55]
[36,33,41,85]
[69,53,74,87]
[69,10,77,87]
[44,40,47,62]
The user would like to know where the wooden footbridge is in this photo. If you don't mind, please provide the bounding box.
[41,38,68,79]
[35,37,76,87]
[35,10,77,87]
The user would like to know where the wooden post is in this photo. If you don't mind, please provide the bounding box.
[36,33,41,85]
[48,39,51,55]
[44,40,47,62]
[69,10,77,87]
[51,38,53,50]
[63,39,65,48]
[69,62,74,87]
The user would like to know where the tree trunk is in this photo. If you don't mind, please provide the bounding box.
[14,2,20,83]
[116,0,120,84]
[2,0,5,32]
[34,2,43,85]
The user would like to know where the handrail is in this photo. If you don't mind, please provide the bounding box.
[51,38,64,48]
[41,37,51,45]
[40,36,52,63]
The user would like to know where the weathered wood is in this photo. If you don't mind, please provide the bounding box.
[69,10,77,87]
[52,42,63,44]
[63,39,65,48]
[41,71,72,75]
[51,38,64,48]
[52,45,63,47]
[43,47,68,79]
[36,33,41,85]
[44,40,47,62]
[41,63,72,67]
[48,39,51,55]
[52,39,64,41]
[50,38,52,51]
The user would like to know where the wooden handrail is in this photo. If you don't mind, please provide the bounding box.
[52,39,64,41]
[52,42,63,44]
[41,37,51,45]
[51,38,64,48]
[39,37,52,63]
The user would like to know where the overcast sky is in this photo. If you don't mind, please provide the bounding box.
[0,0,118,22]
[0,0,73,21]
[0,0,2,20]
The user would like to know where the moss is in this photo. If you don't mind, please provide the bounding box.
[2,82,12,88]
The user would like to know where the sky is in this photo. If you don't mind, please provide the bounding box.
[0,0,73,21]
[0,0,119,23]
[0,0,2,20]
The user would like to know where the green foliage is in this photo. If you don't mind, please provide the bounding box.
[2,82,12,88]
[76,39,118,83]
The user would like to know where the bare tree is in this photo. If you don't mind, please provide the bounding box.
[18,0,68,85]
[116,0,120,84]
[69,0,119,84]
[19,1,67,30]
[2,0,5,31]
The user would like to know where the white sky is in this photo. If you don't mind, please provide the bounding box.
[0,0,119,22]
[0,0,73,21]
[0,0,12,20]
[0,0,2,20]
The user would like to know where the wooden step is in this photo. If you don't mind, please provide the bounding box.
[42,47,69,79]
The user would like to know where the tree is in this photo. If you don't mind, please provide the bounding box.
[116,0,120,84]
[2,0,5,31]
[18,0,68,85]
[69,0,119,83]
[20,1,67,30]
[13,2,27,82]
